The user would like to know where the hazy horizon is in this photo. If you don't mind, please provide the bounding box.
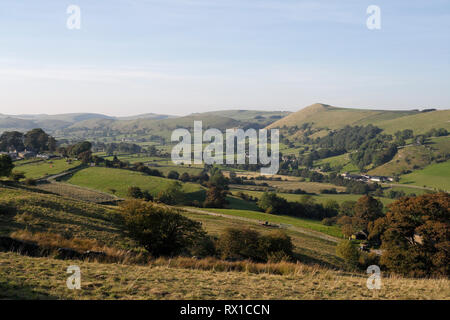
[1,102,449,118]
[1,0,449,116]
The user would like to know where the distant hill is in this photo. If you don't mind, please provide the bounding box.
[190,110,291,121]
[267,103,450,134]
[0,112,173,134]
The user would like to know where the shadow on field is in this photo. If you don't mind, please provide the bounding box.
[0,281,58,300]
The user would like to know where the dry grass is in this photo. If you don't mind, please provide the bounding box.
[35,182,118,203]
[1,252,448,300]
[9,230,149,265]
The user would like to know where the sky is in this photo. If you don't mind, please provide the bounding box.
[0,0,449,116]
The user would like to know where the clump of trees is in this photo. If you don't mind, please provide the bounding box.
[0,155,14,178]
[203,168,229,208]
[337,195,383,238]
[66,141,92,163]
[127,186,153,201]
[155,181,185,205]
[0,129,56,153]
[370,192,449,277]
[257,192,339,220]
[336,240,380,270]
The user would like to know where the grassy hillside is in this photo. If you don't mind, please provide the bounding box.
[268,103,449,134]
[1,185,448,300]
[66,167,205,199]
[0,185,125,246]
[0,184,342,268]
[400,161,450,191]
[267,103,418,130]
[1,252,448,299]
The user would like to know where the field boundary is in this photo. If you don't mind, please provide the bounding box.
[181,207,340,243]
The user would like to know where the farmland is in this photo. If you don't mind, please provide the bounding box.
[66,167,205,199]
[1,185,449,300]
[400,161,450,191]
[193,207,343,238]
[12,158,81,180]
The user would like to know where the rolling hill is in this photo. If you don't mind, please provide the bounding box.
[267,103,450,134]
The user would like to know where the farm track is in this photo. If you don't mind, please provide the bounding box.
[182,207,340,243]
[381,183,435,191]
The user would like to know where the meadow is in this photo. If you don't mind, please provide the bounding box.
[12,158,81,180]
[194,207,343,238]
[66,167,205,199]
[400,161,450,191]
[229,188,395,207]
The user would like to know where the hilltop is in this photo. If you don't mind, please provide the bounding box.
[267,103,450,134]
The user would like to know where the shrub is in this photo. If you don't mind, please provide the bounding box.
[167,170,179,180]
[191,235,217,258]
[155,181,184,205]
[127,186,143,199]
[217,228,293,262]
[25,178,37,186]
[0,154,14,177]
[120,200,206,257]
[321,217,334,226]
[358,251,380,270]
[336,240,360,267]
[10,171,25,182]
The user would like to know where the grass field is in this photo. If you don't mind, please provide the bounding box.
[230,188,395,207]
[66,167,205,199]
[35,182,118,203]
[255,180,346,193]
[400,161,450,191]
[12,158,81,180]
[197,207,343,238]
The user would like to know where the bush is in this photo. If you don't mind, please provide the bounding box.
[321,217,335,226]
[25,178,37,186]
[127,186,143,199]
[191,235,217,258]
[217,228,293,262]
[336,240,360,267]
[10,171,25,182]
[358,251,380,269]
[155,181,184,205]
[120,200,206,257]
[167,170,179,180]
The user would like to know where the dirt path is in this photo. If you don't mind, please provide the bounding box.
[181,207,340,243]
[381,183,435,191]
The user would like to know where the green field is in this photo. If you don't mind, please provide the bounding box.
[400,161,450,191]
[12,158,81,180]
[230,188,394,207]
[198,207,343,238]
[66,166,205,199]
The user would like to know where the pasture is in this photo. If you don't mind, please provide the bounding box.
[66,167,205,199]
[12,158,81,180]
[400,161,450,191]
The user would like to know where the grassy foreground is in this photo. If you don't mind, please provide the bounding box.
[1,252,448,300]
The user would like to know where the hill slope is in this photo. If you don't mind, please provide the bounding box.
[268,103,449,134]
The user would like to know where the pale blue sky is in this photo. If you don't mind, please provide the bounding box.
[0,0,449,116]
